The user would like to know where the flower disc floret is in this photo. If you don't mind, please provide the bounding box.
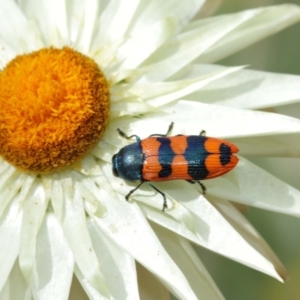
[0,47,110,172]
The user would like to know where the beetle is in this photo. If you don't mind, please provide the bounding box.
[112,122,239,211]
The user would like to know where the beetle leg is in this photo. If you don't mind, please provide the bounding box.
[147,182,168,212]
[149,122,174,137]
[186,180,206,194]
[125,181,144,201]
[117,128,141,142]
[199,130,206,136]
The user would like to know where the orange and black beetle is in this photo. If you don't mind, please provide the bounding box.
[112,123,239,211]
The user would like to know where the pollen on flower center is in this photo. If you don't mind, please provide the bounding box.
[0,47,110,172]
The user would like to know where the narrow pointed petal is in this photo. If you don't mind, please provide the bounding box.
[137,5,300,82]
[118,66,243,107]
[206,157,300,217]
[71,0,101,53]
[129,0,204,36]
[19,180,48,281]
[185,64,300,109]
[0,260,31,300]
[152,223,225,300]
[92,0,140,45]
[86,168,199,300]
[117,19,177,70]
[109,100,300,141]
[88,219,140,300]
[0,196,22,292]
[30,213,74,300]
[103,163,284,281]
[19,0,69,47]
[51,173,110,299]
[231,132,300,157]
[0,39,17,68]
[209,196,288,280]
[0,0,43,51]
[196,4,300,63]
[0,165,26,220]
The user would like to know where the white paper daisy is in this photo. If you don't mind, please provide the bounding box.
[0,1,300,299]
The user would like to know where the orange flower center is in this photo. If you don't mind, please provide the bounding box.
[0,47,110,172]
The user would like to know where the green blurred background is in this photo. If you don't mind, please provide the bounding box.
[196,1,300,300]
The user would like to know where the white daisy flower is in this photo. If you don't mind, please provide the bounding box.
[0,1,300,299]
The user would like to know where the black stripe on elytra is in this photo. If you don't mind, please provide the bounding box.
[185,136,209,180]
[219,143,231,166]
[157,137,174,178]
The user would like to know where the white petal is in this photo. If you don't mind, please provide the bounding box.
[209,196,288,280]
[88,219,140,300]
[89,166,199,300]
[137,14,250,82]
[19,0,69,47]
[0,39,17,68]
[184,64,300,109]
[71,0,101,53]
[0,196,22,292]
[205,157,300,217]
[19,180,48,281]
[91,0,140,46]
[109,100,300,142]
[110,99,160,119]
[30,213,74,300]
[0,166,25,220]
[51,173,110,299]
[102,162,284,280]
[0,0,43,51]
[116,18,178,70]
[196,4,300,63]
[128,0,204,36]
[231,131,300,157]
[0,260,31,300]
[120,66,243,107]
[157,181,285,280]
[136,5,300,82]
[152,223,225,300]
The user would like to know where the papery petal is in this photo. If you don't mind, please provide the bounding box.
[108,100,300,140]
[116,18,178,71]
[0,196,22,292]
[128,0,204,36]
[138,5,300,81]
[70,0,101,53]
[19,179,48,281]
[51,173,110,299]
[86,168,199,300]
[231,132,300,157]
[152,222,225,300]
[205,157,300,217]
[116,66,242,106]
[208,196,288,280]
[92,0,140,45]
[103,162,284,281]
[196,4,300,63]
[184,64,300,109]
[0,39,17,68]
[88,219,140,300]
[19,0,69,47]
[0,260,31,300]
[30,213,74,300]
[0,0,43,52]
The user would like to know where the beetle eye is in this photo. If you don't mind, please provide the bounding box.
[112,154,119,177]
